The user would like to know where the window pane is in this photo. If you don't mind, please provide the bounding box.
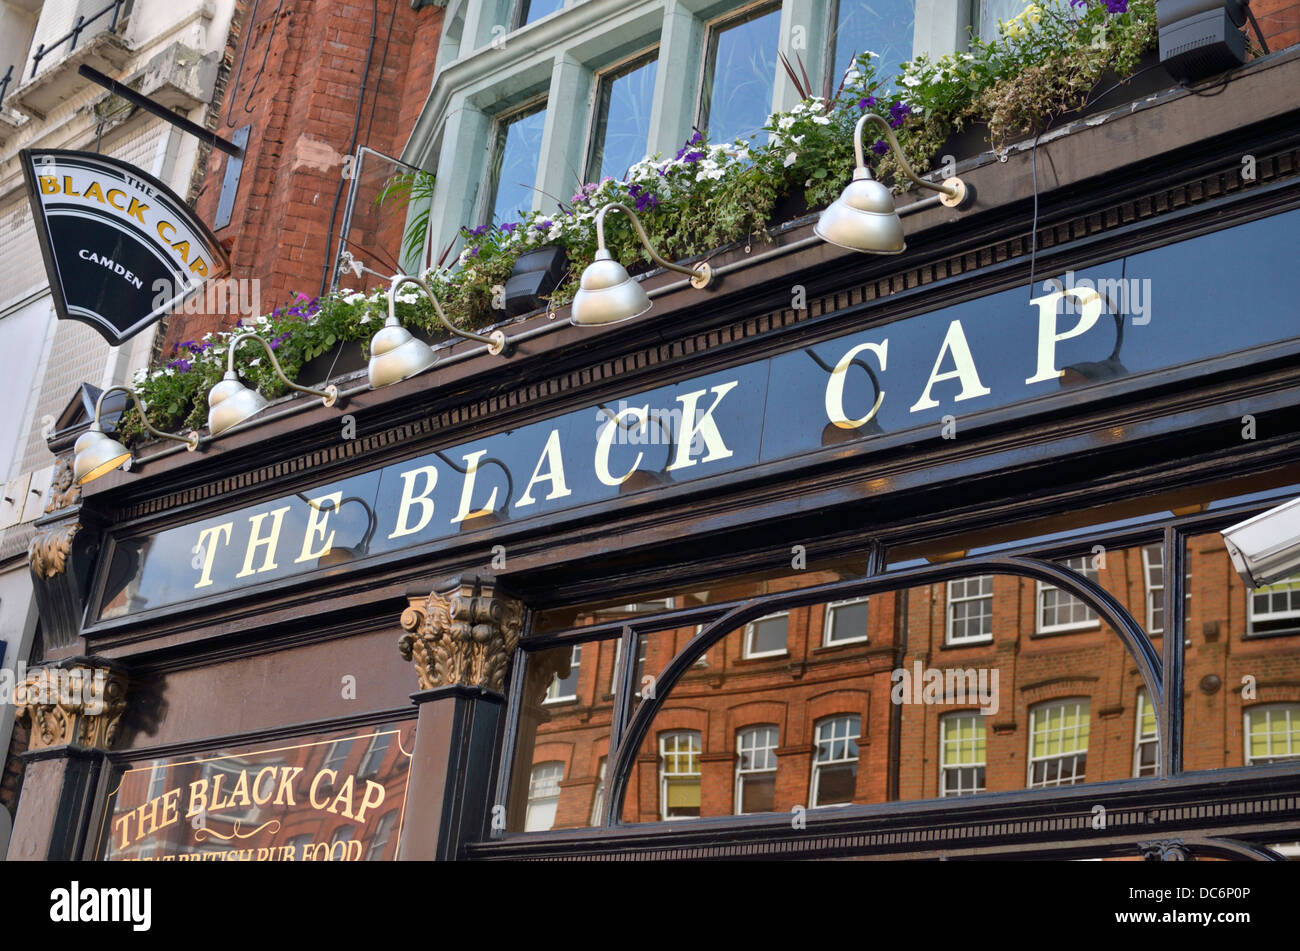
[826,598,870,643]
[700,5,782,145]
[487,103,547,226]
[587,54,658,182]
[830,0,916,93]
[519,0,564,26]
[747,614,788,655]
[525,761,564,831]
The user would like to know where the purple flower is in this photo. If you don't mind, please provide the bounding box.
[468,223,493,237]
[167,357,192,373]
[674,132,705,160]
[871,139,890,156]
[178,339,196,352]
[269,332,290,350]
[1070,0,1088,6]
[681,150,705,164]
[470,246,480,257]
[858,95,877,110]
[536,220,553,232]
[1103,0,1127,11]
[501,222,517,233]
[888,102,912,129]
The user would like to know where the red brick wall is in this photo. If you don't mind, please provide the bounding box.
[159,0,444,356]
[1252,0,1300,55]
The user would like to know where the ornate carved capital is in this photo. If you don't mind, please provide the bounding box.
[28,520,82,579]
[399,576,523,693]
[14,660,129,752]
[1139,838,1190,861]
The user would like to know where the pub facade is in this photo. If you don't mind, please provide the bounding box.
[6,0,1300,861]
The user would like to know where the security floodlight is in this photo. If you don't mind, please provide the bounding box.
[1221,496,1300,588]
[1156,0,1252,81]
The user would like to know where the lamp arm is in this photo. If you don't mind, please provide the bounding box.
[389,274,508,355]
[227,332,339,407]
[595,203,712,289]
[434,450,514,503]
[854,113,961,200]
[96,385,200,450]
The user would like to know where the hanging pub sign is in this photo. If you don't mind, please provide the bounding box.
[20,149,229,346]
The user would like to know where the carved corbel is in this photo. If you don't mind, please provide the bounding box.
[1139,838,1190,861]
[399,575,524,694]
[14,659,129,752]
[28,520,82,579]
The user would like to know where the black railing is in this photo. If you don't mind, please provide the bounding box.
[29,0,129,79]
[0,64,12,110]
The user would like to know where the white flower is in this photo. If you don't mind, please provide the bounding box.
[778,115,796,131]
[843,68,862,84]
[249,357,261,367]
[783,151,798,167]
[901,75,922,88]
[791,134,804,145]
[360,312,373,324]
[812,115,831,125]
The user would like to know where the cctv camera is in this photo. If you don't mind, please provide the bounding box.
[1221,496,1300,589]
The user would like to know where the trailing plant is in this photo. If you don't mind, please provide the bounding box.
[375,169,437,265]
[121,0,1157,444]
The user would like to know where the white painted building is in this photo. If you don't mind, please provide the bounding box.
[0,0,238,858]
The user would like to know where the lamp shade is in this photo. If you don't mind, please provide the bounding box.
[814,168,906,254]
[73,428,133,486]
[368,316,437,388]
[207,371,270,435]
[570,250,652,326]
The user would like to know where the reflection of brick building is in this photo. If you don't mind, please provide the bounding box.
[516,541,1300,832]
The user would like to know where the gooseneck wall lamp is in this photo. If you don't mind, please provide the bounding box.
[74,385,199,486]
[208,332,340,435]
[571,202,714,326]
[816,113,973,255]
[369,274,510,388]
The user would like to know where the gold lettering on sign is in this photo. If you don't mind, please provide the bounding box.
[193,522,234,588]
[595,405,648,486]
[1025,288,1104,384]
[388,466,438,539]
[295,491,343,563]
[450,450,500,524]
[825,340,888,430]
[909,320,991,413]
[668,381,739,471]
[235,506,291,578]
[515,429,572,507]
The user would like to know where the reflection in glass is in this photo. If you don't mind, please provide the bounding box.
[525,761,565,831]
[744,611,789,657]
[1037,556,1100,633]
[517,0,564,26]
[736,726,779,814]
[1134,688,1159,777]
[824,597,870,645]
[487,102,547,225]
[660,731,703,819]
[830,0,916,92]
[812,715,861,806]
[1028,700,1090,787]
[939,713,986,796]
[512,568,1175,828]
[1182,527,1300,774]
[587,53,658,182]
[699,4,781,144]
